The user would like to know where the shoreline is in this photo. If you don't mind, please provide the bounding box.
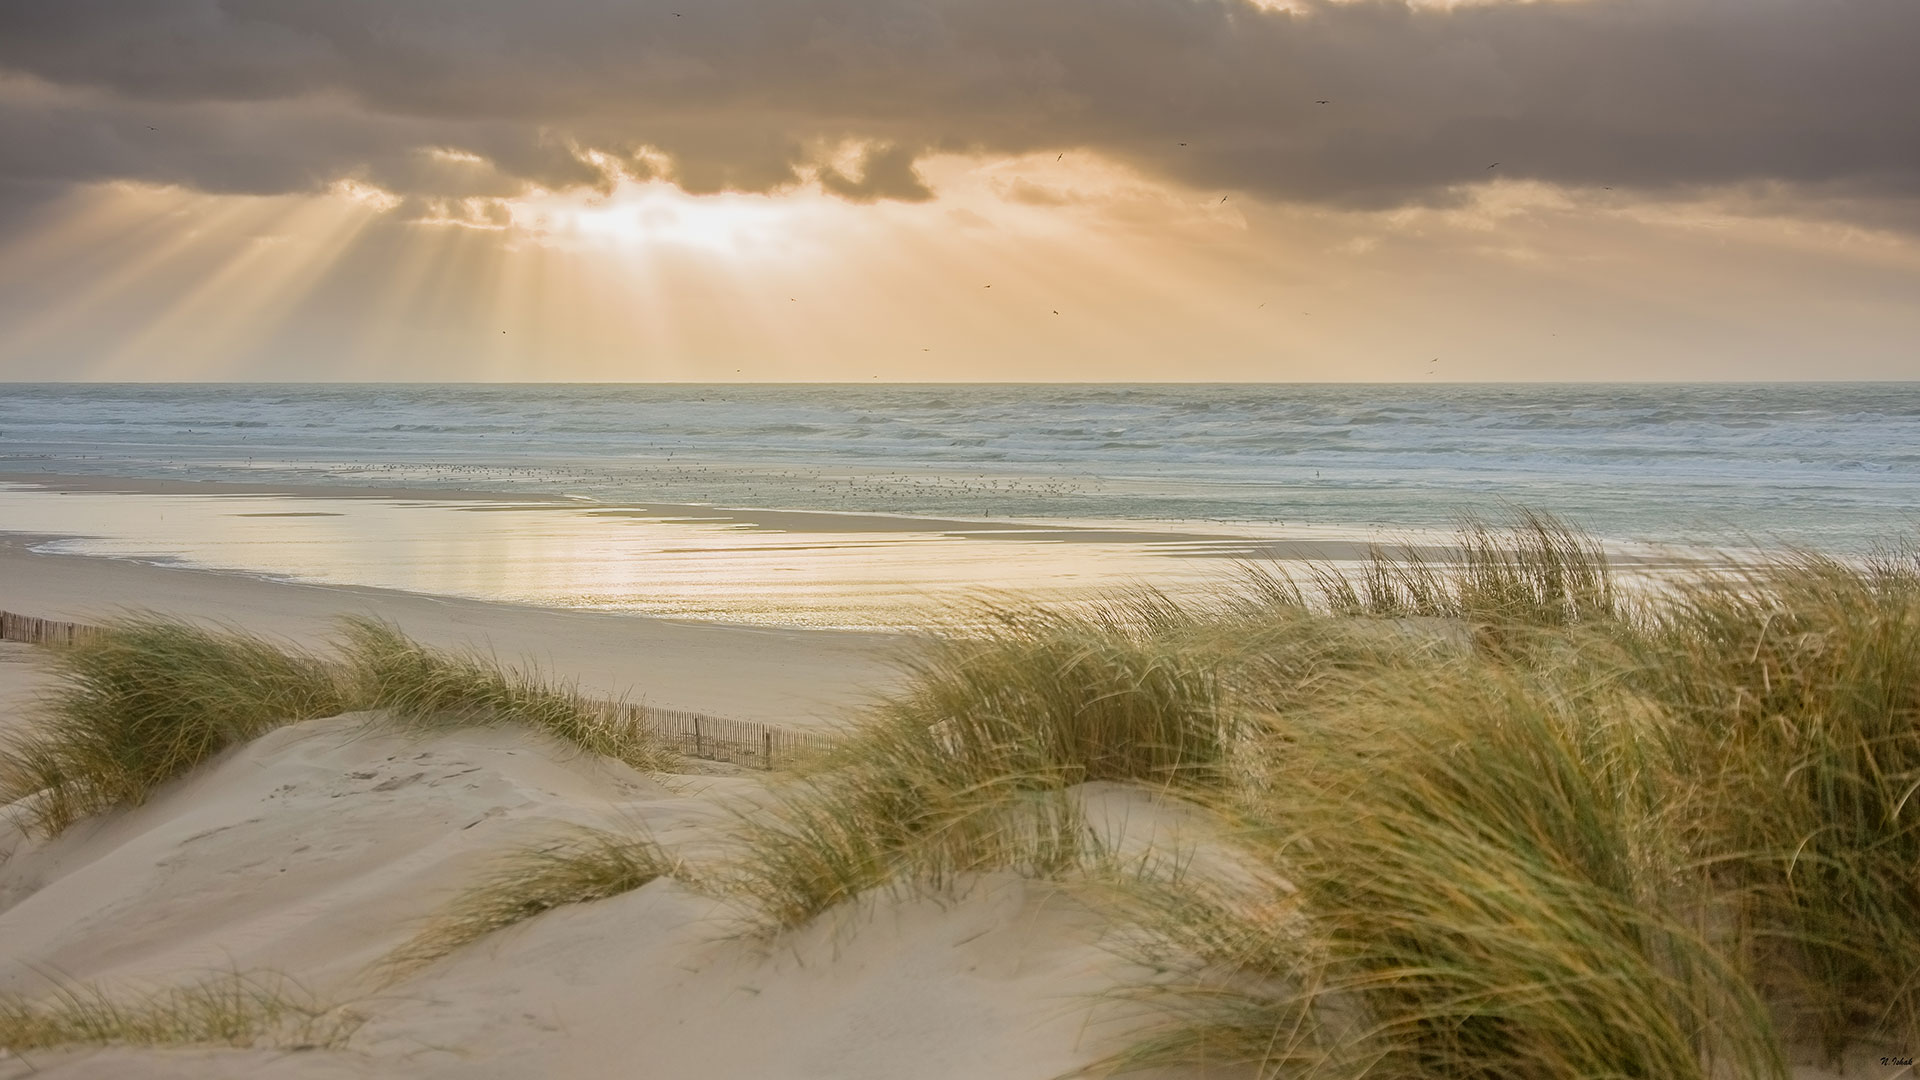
[0,470,1465,636]
[0,469,1739,562]
[0,533,902,729]
[0,469,1386,549]
[8,381,1916,560]
[0,468,1718,646]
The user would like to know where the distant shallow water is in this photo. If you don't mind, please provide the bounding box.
[2,382,1916,552]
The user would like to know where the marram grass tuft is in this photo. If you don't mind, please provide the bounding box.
[0,971,360,1053]
[0,618,348,835]
[380,826,682,977]
[338,616,678,773]
[0,615,676,837]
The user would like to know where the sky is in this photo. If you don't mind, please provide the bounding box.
[0,0,1916,382]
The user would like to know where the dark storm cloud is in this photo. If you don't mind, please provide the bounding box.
[1,0,1915,214]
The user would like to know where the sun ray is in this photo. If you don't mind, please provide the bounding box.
[99,192,387,378]
[0,189,265,365]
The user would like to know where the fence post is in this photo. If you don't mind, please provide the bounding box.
[763,730,773,769]
[693,716,704,759]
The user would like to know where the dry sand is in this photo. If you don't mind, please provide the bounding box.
[0,532,1166,1077]
[0,644,50,740]
[0,535,901,729]
[0,534,1192,1078]
[0,659,1168,1079]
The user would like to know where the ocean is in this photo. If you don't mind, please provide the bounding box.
[1,383,1915,627]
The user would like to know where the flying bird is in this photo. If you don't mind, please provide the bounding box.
[1179,142,1187,147]
[1056,153,1063,162]
[1488,162,1500,169]
[1220,195,1228,204]
[1315,100,1330,105]
[1053,310,1060,315]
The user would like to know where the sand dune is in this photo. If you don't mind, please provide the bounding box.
[0,690,1163,1078]
[0,714,675,992]
[0,544,1165,1077]
[4,539,1909,1079]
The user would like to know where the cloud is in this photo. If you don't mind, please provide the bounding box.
[1,0,1916,221]
[818,143,934,203]
[999,177,1073,207]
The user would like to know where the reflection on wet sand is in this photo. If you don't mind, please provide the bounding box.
[0,478,1412,630]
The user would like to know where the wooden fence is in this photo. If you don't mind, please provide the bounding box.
[0,611,103,647]
[615,702,825,769]
[0,610,824,770]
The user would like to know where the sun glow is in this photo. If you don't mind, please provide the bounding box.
[2,145,1917,383]
[508,182,825,257]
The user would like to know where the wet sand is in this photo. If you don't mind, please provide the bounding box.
[0,473,1416,632]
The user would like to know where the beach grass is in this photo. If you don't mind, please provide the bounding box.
[380,826,681,978]
[338,616,678,773]
[878,606,1236,788]
[720,773,1095,931]
[1301,509,1615,632]
[710,592,1311,931]
[1101,659,1785,1080]
[711,555,1456,934]
[0,616,674,837]
[0,619,349,835]
[713,512,1913,1071]
[0,971,360,1053]
[1620,549,1920,1054]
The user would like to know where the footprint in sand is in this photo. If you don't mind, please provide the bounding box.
[371,772,426,792]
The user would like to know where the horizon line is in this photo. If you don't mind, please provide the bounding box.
[5,378,1919,388]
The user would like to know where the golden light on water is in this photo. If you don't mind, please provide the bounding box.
[0,484,1330,629]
